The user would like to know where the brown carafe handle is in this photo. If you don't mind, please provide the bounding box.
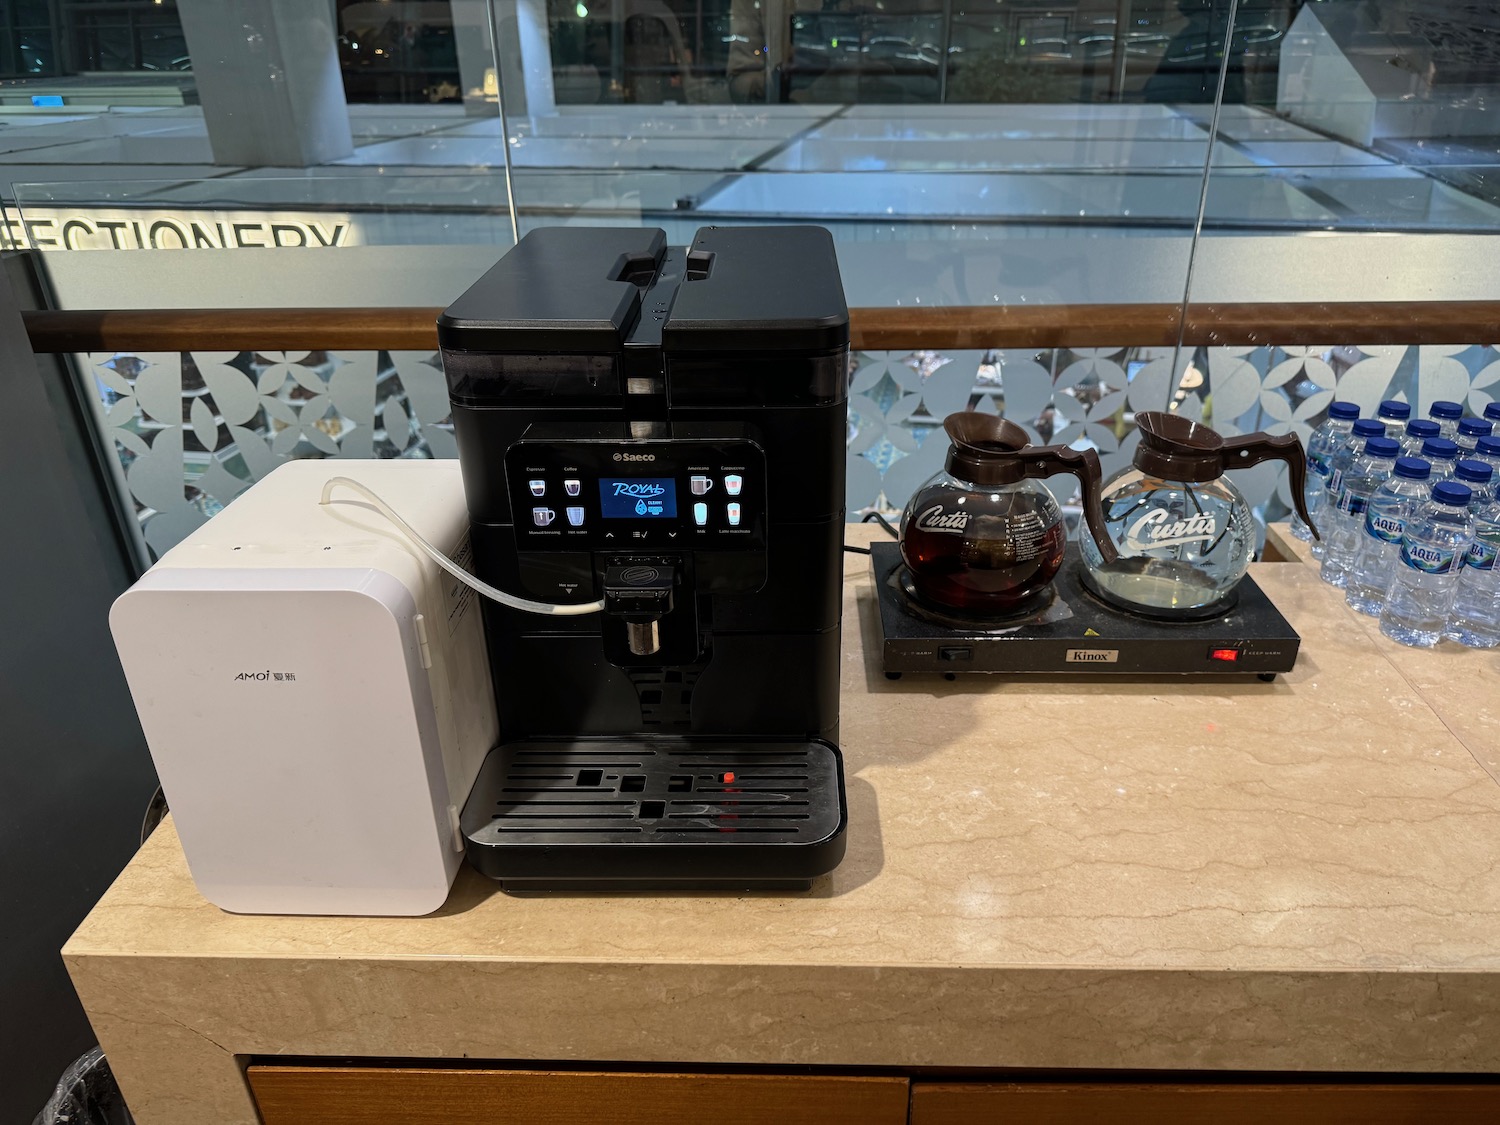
[1218,432,1320,541]
[1018,446,1120,563]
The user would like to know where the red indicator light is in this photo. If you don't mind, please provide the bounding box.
[1209,648,1240,662]
[722,772,736,784]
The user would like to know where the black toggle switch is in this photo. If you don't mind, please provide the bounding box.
[938,646,972,662]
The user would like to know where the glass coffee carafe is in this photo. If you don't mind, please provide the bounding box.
[1078,412,1317,617]
[900,413,1117,615]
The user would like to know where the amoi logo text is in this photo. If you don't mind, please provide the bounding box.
[914,504,971,535]
[234,670,297,682]
[1123,509,1218,552]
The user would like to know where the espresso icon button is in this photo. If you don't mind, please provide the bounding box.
[529,479,546,497]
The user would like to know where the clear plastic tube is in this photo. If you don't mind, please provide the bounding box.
[319,476,604,616]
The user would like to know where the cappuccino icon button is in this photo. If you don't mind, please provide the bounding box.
[566,506,585,527]
[724,474,743,496]
[528,479,546,497]
[693,502,709,526]
[564,479,581,497]
[532,507,556,527]
[727,503,742,526]
[690,475,713,495]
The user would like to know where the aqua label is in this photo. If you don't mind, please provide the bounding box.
[1364,511,1404,543]
[1309,452,1331,477]
[1401,540,1457,575]
[1466,539,1499,571]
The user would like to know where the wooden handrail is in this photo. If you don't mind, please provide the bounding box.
[20,301,1500,355]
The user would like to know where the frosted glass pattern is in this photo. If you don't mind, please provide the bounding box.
[85,342,1500,559]
[86,349,454,560]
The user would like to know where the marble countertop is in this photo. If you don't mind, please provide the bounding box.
[66,526,1500,1123]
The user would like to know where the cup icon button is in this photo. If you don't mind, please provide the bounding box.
[724,474,743,496]
[566,506,585,527]
[529,479,546,497]
[727,503,742,527]
[533,507,556,527]
[564,479,581,497]
[693,502,709,526]
[690,475,713,495]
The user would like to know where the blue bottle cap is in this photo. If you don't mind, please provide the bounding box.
[1478,435,1500,457]
[1487,402,1500,423]
[1393,457,1431,480]
[1405,419,1440,439]
[1429,400,1463,420]
[1457,417,1494,438]
[1422,437,1459,461]
[1364,437,1400,459]
[1454,459,1494,485]
[1328,401,1361,421]
[1352,419,1386,438]
[1433,481,1473,507]
[1378,399,1412,420]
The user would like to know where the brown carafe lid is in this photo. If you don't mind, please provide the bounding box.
[944,412,1032,486]
[1132,412,1230,483]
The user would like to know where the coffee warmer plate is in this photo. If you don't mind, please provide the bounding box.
[871,541,1301,679]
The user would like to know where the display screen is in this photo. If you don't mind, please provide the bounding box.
[598,477,677,518]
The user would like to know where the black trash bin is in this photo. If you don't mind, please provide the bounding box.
[32,1048,134,1125]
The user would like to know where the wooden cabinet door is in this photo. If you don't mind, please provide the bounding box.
[249,1066,910,1125]
[911,1081,1500,1124]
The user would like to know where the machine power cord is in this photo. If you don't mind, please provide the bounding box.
[844,511,900,555]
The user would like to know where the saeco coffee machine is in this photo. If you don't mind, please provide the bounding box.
[438,225,849,890]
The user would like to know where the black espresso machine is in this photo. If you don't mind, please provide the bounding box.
[438,226,849,890]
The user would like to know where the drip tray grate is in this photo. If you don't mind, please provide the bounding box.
[461,739,847,891]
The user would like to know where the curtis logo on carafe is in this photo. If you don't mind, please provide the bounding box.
[914,504,971,535]
[1122,509,1218,552]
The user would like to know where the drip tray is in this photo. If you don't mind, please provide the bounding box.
[461,739,847,892]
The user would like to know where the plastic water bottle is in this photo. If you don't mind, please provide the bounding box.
[1315,418,1385,561]
[1474,435,1500,478]
[1453,459,1495,506]
[1487,402,1500,426]
[1291,401,1359,543]
[1377,399,1412,439]
[1428,400,1463,439]
[1400,419,1440,459]
[1421,437,1460,482]
[1320,436,1399,589]
[1379,482,1474,647]
[1455,417,1494,456]
[1447,490,1500,649]
[1345,457,1433,615]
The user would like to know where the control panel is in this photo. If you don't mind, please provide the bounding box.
[506,437,767,553]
